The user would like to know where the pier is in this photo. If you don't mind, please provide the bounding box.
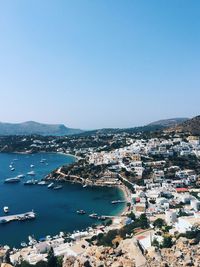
[0,211,36,224]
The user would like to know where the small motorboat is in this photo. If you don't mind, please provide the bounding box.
[38,181,47,186]
[4,177,20,183]
[27,171,35,176]
[89,213,98,219]
[3,206,9,213]
[21,242,27,247]
[24,179,38,185]
[76,210,86,215]
[17,174,25,179]
[40,159,46,163]
[53,185,63,190]
[47,182,54,189]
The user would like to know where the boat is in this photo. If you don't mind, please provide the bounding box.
[76,210,86,215]
[47,182,54,188]
[30,164,34,168]
[89,213,98,219]
[97,216,107,221]
[21,242,27,247]
[40,159,46,163]
[10,168,15,171]
[4,177,20,183]
[53,185,63,190]
[28,236,37,246]
[83,184,87,188]
[38,181,47,185]
[27,171,35,176]
[24,179,38,185]
[3,207,9,213]
[111,200,126,204]
[17,174,25,178]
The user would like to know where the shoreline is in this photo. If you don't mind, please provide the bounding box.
[0,151,131,249]
[1,150,78,160]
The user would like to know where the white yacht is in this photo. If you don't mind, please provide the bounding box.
[3,207,9,213]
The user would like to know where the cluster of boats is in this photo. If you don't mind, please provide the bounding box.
[4,177,63,190]
[4,158,63,190]
[8,158,47,173]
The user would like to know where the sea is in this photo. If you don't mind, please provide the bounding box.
[0,153,125,247]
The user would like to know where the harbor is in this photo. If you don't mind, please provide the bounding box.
[0,211,36,224]
[0,152,125,247]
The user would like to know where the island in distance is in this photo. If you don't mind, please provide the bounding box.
[0,121,83,136]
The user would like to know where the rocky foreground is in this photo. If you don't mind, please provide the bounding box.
[146,237,200,267]
[63,239,138,267]
[62,236,200,267]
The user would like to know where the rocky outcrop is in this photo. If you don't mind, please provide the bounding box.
[146,237,200,267]
[62,235,200,267]
[63,241,136,267]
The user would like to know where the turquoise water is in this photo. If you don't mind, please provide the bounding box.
[0,153,125,247]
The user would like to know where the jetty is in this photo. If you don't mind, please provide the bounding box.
[0,211,36,224]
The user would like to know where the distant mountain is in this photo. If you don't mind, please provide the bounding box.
[148,118,188,127]
[0,121,83,136]
[168,115,200,135]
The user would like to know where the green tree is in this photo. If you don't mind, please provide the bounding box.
[35,261,48,267]
[47,247,57,267]
[16,261,32,267]
[137,214,149,229]
[127,212,136,221]
[162,236,173,248]
[153,218,166,229]
[3,249,11,264]
[152,238,159,248]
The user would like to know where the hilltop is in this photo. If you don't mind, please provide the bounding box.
[0,121,83,136]
[148,117,188,127]
[167,115,200,135]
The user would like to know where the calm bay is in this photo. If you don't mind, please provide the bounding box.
[0,153,125,247]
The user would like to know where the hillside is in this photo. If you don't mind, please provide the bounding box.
[168,115,200,135]
[0,121,83,136]
[79,118,188,136]
[148,117,188,127]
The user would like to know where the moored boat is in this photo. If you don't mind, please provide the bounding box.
[111,200,126,204]
[24,179,38,185]
[47,182,54,188]
[40,159,46,163]
[38,181,47,185]
[76,210,86,215]
[53,185,63,190]
[3,206,9,213]
[4,177,20,183]
[27,171,35,176]
[89,213,98,219]
[17,174,25,178]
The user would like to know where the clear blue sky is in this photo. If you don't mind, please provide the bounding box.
[0,0,199,129]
